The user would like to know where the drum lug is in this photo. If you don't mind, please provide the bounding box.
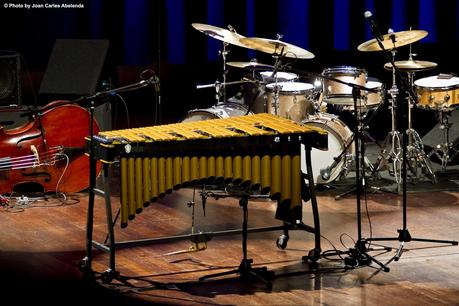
[444,93,450,102]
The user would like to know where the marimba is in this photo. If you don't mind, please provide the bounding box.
[81,113,327,281]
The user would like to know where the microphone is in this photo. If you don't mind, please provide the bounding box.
[364,11,384,42]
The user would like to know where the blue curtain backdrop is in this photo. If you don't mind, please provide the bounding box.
[2,0,454,66]
[0,0,457,131]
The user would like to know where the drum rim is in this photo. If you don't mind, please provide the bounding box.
[259,71,298,79]
[266,82,314,93]
[414,76,459,90]
[322,66,367,75]
[301,113,355,183]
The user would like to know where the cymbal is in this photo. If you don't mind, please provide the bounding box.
[239,37,314,59]
[191,23,247,48]
[384,59,438,71]
[357,30,428,52]
[227,61,274,69]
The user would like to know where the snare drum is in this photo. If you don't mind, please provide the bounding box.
[265,82,316,122]
[414,75,459,109]
[322,66,367,105]
[301,113,354,184]
[182,103,250,122]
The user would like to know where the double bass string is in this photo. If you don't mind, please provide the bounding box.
[0,147,64,170]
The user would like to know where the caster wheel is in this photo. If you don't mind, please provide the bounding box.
[276,234,289,249]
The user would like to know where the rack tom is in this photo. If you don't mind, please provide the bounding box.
[266,82,316,122]
[322,66,367,105]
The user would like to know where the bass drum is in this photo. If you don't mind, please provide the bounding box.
[301,113,354,184]
[182,102,251,122]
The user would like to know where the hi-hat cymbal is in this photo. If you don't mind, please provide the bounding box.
[384,59,438,71]
[227,61,274,69]
[239,37,314,59]
[357,30,428,52]
[191,23,248,48]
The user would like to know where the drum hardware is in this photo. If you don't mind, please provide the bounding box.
[427,109,459,171]
[371,48,404,188]
[357,17,457,264]
[374,48,437,185]
[192,23,252,104]
[196,79,257,107]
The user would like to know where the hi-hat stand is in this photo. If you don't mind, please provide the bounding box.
[372,48,437,189]
[363,26,458,262]
[371,49,403,190]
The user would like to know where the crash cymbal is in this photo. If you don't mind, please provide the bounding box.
[239,37,314,59]
[191,23,247,48]
[384,59,438,71]
[357,30,428,52]
[227,61,274,69]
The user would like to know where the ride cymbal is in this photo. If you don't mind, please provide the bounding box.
[384,59,437,71]
[239,37,314,59]
[357,30,428,52]
[191,23,248,48]
[227,61,274,69]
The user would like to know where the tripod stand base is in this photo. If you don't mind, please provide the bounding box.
[366,228,458,261]
[199,258,274,288]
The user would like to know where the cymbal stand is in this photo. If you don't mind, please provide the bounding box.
[405,71,436,182]
[427,109,459,171]
[371,49,403,191]
[270,53,284,116]
[216,41,230,104]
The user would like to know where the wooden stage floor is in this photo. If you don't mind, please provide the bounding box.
[1,182,459,305]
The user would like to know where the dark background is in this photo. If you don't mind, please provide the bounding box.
[1,0,458,141]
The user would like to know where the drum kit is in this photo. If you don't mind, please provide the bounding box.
[189,22,459,187]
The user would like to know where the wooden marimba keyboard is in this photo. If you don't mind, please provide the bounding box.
[89,113,327,227]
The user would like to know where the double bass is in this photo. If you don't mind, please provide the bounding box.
[0,100,101,194]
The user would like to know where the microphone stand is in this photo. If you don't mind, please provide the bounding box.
[283,66,391,270]
[333,99,391,200]
[81,77,160,277]
[362,23,458,263]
